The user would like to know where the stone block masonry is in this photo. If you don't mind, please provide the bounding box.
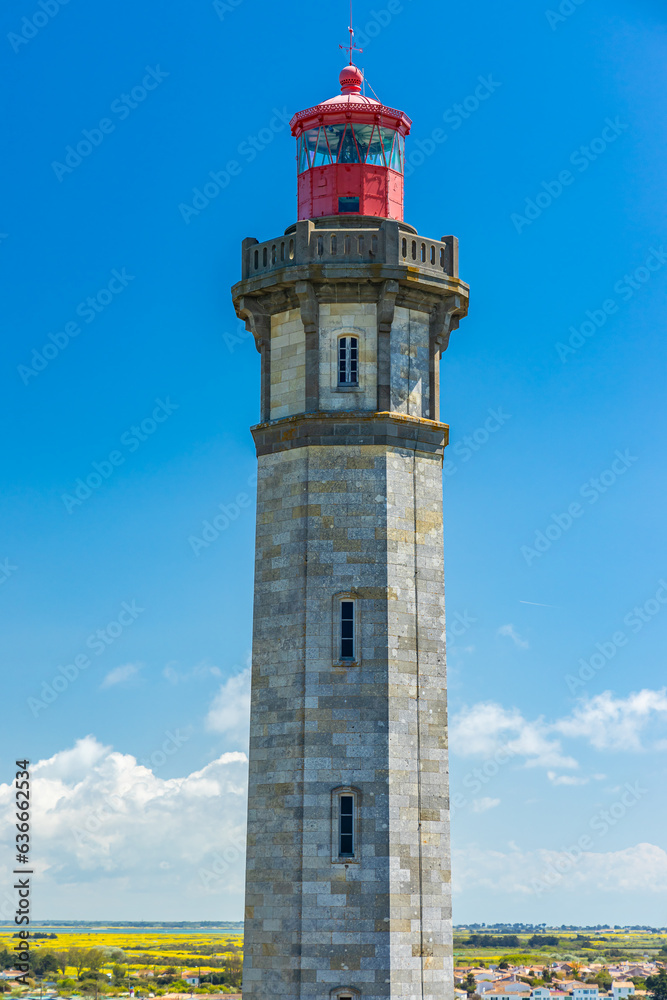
[243,422,451,998]
[232,213,469,999]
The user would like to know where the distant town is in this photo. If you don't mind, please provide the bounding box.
[1,925,666,1000]
[453,927,667,1000]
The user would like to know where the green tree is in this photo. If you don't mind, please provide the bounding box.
[85,949,106,975]
[53,952,69,976]
[595,970,612,990]
[30,950,60,977]
[464,973,477,995]
[646,970,667,1000]
[112,965,127,986]
[68,948,88,979]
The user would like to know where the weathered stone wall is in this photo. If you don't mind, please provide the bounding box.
[270,308,306,419]
[318,302,377,412]
[390,307,431,417]
[243,424,451,999]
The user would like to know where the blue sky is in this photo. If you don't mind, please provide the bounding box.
[1,0,667,923]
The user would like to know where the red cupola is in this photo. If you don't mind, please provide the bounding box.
[289,64,412,222]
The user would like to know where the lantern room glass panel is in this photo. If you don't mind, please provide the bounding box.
[352,124,373,162]
[297,133,310,174]
[365,125,386,166]
[311,128,333,167]
[336,124,361,163]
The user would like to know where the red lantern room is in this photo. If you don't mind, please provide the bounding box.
[289,63,412,222]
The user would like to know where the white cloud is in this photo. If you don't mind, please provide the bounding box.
[206,668,251,746]
[547,771,589,786]
[163,661,222,685]
[472,797,500,813]
[453,842,667,896]
[451,688,667,781]
[0,736,248,920]
[101,663,140,689]
[450,701,579,770]
[497,624,529,649]
[555,688,667,751]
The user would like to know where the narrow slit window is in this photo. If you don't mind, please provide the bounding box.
[340,599,355,657]
[339,795,355,857]
[338,339,358,387]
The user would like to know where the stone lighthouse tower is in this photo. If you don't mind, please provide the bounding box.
[232,57,469,1000]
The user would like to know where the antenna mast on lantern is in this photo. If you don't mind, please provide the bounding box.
[340,1,362,65]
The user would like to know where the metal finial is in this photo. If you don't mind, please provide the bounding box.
[339,1,363,65]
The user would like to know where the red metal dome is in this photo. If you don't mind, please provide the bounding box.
[339,63,363,94]
[289,66,411,222]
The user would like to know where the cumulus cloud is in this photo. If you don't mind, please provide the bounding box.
[451,688,667,780]
[101,663,140,689]
[471,797,500,813]
[163,662,222,685]
[547,771,600,787]
[450,701,579,770]
[206,668,251,746]
[555,689,667,751]
[0,736,248,920]
[497,624,530,649]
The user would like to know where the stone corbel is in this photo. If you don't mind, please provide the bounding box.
[430,294,463,354]
[377,279,399,412]
[295,280,319,334]
[235,296,271,353]
[296,280,320,412]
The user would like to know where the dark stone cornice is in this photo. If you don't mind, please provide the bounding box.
[251,410,449,459]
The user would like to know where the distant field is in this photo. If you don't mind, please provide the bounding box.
[0,926,243,979]
[453,930,667,967]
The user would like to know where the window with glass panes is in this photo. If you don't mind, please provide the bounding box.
[297,123,404,173]
[339,795,355,857]
[338,338,358,386]
[340,600,355,658]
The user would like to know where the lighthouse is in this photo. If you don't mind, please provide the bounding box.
[232,52,469,1000]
